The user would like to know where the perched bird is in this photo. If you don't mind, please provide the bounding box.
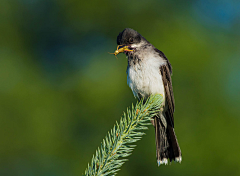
[116,28,182,166]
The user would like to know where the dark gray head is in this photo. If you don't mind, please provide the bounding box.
[117,28,148,47]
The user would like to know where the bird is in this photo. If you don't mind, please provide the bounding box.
[116,28,182,166]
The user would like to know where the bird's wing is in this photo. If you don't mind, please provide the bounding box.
[154,48,175,127]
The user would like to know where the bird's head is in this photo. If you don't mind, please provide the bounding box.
[116,28,148,55]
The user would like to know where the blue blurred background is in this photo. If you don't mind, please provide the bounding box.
[1,0,240,175]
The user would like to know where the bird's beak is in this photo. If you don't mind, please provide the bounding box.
[116,45,133,53]
[108,45,134,58]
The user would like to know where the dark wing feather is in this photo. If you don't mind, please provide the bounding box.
[154,48,172,74]
[154,48,175,127]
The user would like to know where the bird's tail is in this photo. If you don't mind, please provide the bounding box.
[153,116,182,166]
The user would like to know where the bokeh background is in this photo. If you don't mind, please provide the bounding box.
[1,0,240,175]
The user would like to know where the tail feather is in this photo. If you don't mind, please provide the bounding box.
[154,116,181,166]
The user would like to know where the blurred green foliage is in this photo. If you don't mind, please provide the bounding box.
[0,0,240,176]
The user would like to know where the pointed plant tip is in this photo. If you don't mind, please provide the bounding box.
[84,92,163,176]
[151,94,163,102]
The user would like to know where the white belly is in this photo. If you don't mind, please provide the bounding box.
[127,60,165,99]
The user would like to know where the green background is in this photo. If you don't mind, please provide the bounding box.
[1,0,240,175]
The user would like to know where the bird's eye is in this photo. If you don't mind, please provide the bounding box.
[129,38,134,43]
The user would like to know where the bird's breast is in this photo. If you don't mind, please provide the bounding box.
[127,56,165,99]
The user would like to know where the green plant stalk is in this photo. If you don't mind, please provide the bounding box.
[83,94,163,176]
